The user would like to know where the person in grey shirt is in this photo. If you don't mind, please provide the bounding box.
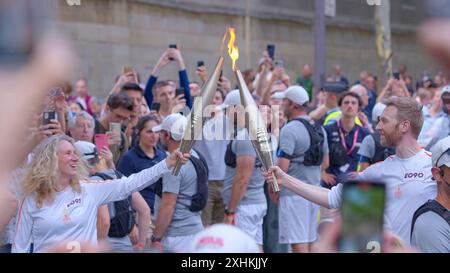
[411,137,450,253]
[220,90,267,248]
[273,86,329,253]
[151,114,203,253]
[194,111,228,226]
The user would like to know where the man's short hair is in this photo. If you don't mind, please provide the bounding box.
[153,80,173,96]
[383,96,424,138]
[68,111,94,129]
[107,92,134,111]
[338,91,362,108]
[120,82,143,95]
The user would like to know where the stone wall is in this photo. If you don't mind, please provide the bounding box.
[52,0,435,97]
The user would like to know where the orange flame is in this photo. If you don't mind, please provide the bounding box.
[227,27,239,71]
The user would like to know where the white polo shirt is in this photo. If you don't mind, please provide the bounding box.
[328,149,437,246]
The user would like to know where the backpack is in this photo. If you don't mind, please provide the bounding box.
[411,199,450,239]
[327,122,349,167]
[224,140,264,169]
[93,170,135,238]
[154,150,209,212]
[289,118,325,166]
[371,133,395,164]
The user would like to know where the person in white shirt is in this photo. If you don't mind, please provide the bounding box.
[263,97,437,247]
[12,134,189,253]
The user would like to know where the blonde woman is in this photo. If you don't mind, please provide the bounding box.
[12,134,188,253]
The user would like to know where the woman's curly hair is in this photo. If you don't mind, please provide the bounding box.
[21,134,88,208]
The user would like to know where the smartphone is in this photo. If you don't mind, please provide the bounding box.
[150,102,161,112]
[267,44,275,60]
[393,72,400,80]
[274,59,284,68]
[197,60,205,67]
[122,65,133,75]
[0,0,46,66]
[175,87,185,97]
[168,44,177,61]
[42,111,57,126]
[109,122,122,134]
[94,134,108,153]
[338,181,386,253]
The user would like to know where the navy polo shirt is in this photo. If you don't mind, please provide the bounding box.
[322,122,369,188]
[117,145,167,211]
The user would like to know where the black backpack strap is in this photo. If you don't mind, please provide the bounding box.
[113,170,123,179]
[285,118,309,163]
[224,140,237,168]
[94,170,135,238]
[411,200,450,239]
[188,149,209,212]
[288,117,324,165]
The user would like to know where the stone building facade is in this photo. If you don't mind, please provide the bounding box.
[51,0,434,97]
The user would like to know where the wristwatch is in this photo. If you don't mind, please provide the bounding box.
[225,209,235,216]
[151,235,162,243]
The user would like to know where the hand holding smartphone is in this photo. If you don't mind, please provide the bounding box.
[94,134,108,153]
[122,65,133,75]
[42,111,57,126]
[108,123,122,145]
[197,61,205,67]
[168,44,177,61]
[338,180,386,253]
[267,44,275,60]
[274,59,284,68]
[175,87,185,98]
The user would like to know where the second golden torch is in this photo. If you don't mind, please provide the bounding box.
[227,27,280,193]
[172,57,224,175]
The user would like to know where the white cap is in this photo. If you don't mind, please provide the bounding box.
[152,113,187,141]
[74,141,97,160]
[186,224,260,253]
[431,136,450,168]
[218,89,242,110]
[441,85,450,95]
[272,85,309,106]
[372,102,387,123]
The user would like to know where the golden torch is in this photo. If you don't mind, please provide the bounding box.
[172,34,226,175]
[227,27,280,193]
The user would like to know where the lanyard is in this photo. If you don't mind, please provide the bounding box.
[337,120,359,156]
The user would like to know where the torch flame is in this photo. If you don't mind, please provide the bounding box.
[227,27,239,71]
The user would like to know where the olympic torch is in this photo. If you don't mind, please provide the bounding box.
[172,36,226,175]
[227,27,280,193]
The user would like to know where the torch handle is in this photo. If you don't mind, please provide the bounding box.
[172,159,182,176]
[271,172,280,193]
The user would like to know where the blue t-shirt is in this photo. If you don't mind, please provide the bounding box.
[116,145,167,211]
[323,121,369,188]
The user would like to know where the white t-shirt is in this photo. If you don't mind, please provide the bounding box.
[328,149,437,246]
[12,160,170,253]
